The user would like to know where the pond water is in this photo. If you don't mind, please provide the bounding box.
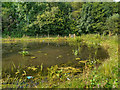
[2,41,109,77]
[2,42,75,73]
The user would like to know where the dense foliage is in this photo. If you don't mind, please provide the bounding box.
[2,2,119,37]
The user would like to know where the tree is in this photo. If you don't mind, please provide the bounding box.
[28,2,75,36]
[2,2,47,37]
[30,6,59,37]
[76,2,119,35]
[76,3,95,34]
[69,2,84,19]
[105,13,120,35]
[2,2,119,37]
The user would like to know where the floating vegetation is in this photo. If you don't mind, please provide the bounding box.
[72,49,78,56]
[44,53,48,55]
[58,55,62,58]
[38,51,42,53]
[18,48,29,56]
[67,54,69,56]
[31,57,37,59]
[46,65,82,83]
[57,55,63,59]
[58,67,82,74]
[28,66,38,71]
[75,58,80,60]
[79,60,88,63]
[19,50,29,56]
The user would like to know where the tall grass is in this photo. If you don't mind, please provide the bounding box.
[58,34,118,88]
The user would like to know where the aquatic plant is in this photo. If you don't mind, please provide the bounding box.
[40,63,43,72]
[44,53,48,55]
[57,55,63,58]
[18,48,30,56]
[27,66,37,71]
[31,57,37,59]
[72,49,78,56]
[19,50,29,56]
[47,64,82,84]
[75,58,80,60]
[19,51,29,56]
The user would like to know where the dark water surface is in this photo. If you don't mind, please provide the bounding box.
[2,41,109,76]
[2,41,75,71]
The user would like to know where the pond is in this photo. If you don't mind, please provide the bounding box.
[2,41,76,75]
[2,40,111,88]
[2,40,109,78]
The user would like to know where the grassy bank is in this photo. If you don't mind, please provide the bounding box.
[58,34,118,88]
[2,34,118,88]
[2,36,68,43]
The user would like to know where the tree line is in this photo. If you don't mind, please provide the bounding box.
[2,2,120,37]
